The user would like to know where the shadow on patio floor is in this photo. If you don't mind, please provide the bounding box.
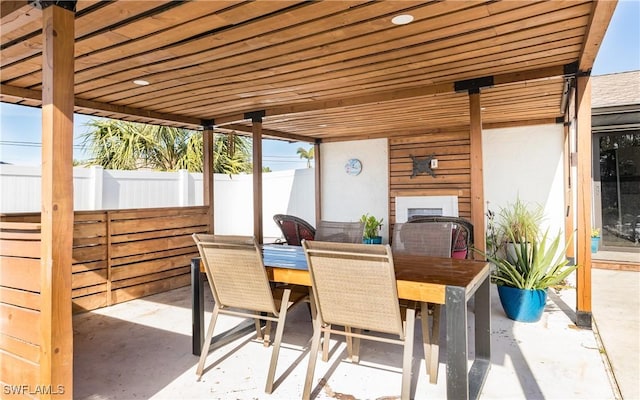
[73,284,615,399]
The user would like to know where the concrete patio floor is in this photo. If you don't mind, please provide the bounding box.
[73,280,620,400]
[592,268,640,400]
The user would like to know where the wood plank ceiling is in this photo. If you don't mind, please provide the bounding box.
[1,1,614,142]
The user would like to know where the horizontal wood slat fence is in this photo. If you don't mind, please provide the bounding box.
[1,206,208,315]
[1,206,207,393]
[0,221,42,390]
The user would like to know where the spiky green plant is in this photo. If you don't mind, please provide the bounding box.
[488,228,577,290]
[496,197,544,244]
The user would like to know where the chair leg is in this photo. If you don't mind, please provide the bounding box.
[344,326,353,360]
[420,302,431,376]
[429,304,442,384]
[303,317,323,400]
[265,289,291,393]
[255,315,263,341]
[351,328,361,364]
[401,306,416,400]
[196,303,221,378]
[322,325,331,362]
[264,320,272,347]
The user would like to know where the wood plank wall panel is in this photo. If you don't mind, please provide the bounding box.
[389,131,471,229]
[1,206,208,315]
[107,206,207,306]
[0,222,42,394]
[72,211,109,312]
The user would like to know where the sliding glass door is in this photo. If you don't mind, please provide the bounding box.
[595,131,640,251]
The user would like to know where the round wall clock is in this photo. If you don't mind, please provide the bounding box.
[344,158,362,176]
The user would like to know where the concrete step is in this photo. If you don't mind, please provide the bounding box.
[593,259,640,272]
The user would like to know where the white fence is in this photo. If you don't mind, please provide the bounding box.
[0,165,315,239]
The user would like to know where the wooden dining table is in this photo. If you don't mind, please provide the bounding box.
[190,244,491,400]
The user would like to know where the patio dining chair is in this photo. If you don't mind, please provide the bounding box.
[273,214,316,246]
[391,222,453,384]
[408,216,474,259]
[314,220,365,243]
[313,219,365,359]
[192,234,308,394]
[392,221,453,257]
[301,240,419,400]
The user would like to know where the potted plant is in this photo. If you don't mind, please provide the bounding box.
[486,228,578,322]
[591,228,600,253]
[360,214,383,244]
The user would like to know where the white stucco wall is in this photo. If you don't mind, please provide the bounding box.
[214,168,316,239]
[321,138,390,242]
[483,124,566,239]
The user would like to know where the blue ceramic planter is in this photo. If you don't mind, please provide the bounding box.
[591,237,600,253]
[362,237,382,244]
[497,285,547,322]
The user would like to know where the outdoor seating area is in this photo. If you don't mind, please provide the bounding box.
[1,2,631,398]
[191,234,491,399]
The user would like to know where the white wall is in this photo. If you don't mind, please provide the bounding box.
[321,138,390,242]
[483,124,566,238]
[0,166,315,240]
[213,168,315,238]
[0,165,45,212]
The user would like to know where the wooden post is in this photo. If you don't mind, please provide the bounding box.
[314,141,322,224]
[575,74,592,328]
[250,113,264,244]
[563,117,575,261]
[469,90,486,257]
[106,212,112,306]
[228,131,235,158]
[202,123,214,233]
[40,2,76,397]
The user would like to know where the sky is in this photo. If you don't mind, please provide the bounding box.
[1,0,639,169]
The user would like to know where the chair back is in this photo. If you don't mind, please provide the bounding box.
[315,220,365,243]
[192,234,278,315]
[408,216,474,259]
[392,222,452,257]
[302,240,404,337]
[273,214,316,246]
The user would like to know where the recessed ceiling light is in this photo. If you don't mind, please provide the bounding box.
[392,14,414,25]
[133,79,150,86]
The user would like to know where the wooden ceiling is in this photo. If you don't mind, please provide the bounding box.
[0,1,616,142]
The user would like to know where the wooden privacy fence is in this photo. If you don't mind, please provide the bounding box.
[1,206,208,313]
[0,206,207,394]
[0,221,42,391]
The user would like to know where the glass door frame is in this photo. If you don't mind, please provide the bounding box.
[592,130,640,253]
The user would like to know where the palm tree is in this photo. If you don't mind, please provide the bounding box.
[296,146,314,168]
[81,120,152,170]
[211,133,252,175]
[81,120,252,174]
